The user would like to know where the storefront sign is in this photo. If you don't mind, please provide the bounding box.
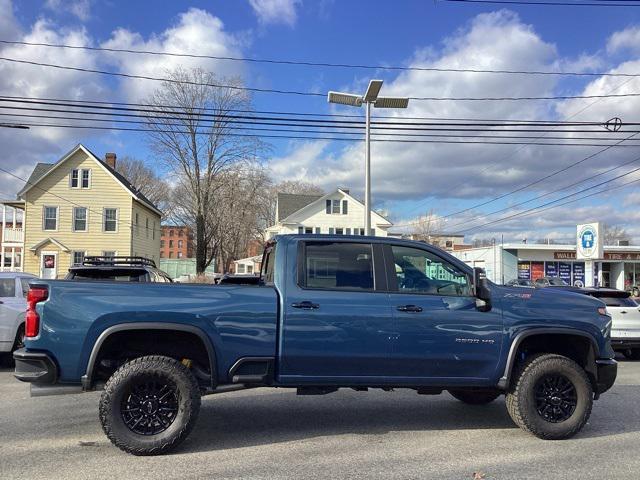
[558,262,572,283]
[604,252,640,260]
[531,261,544,280]
[573,262,585,287]
[545,261,558,277]
[554,251,576,260]
[517,261,531,280]
[576,223,603,259]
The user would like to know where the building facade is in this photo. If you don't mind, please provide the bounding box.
[160,226,194,259]
[0,144,162,278]
[452,242,640,291]
[265,188,393,239]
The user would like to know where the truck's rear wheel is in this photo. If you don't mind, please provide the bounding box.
[448,389,501,405]
[99,355,201,455]
[622,349,640,360]
[505,353,593,439]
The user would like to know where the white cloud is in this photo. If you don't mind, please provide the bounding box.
[101,8,244,101]
[44,0,92,22]
[607,26,640,54]
[248,0,301,26]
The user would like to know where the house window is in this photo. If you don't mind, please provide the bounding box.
[73,207,87,232]
[160,251,164,258]
[346,228,351,235]
[169,230,174,237]
[179,230,184,237]
[43,206,58,231]
[104,208,117,232]
[103,251,116,258]
[169,251,173,258]
[237,264,245,273]
[332,199,341,214]
[145,218,149,238]
[169,240,174,248]
[329,228,334,234]
[177,252,183,258]
[178,240,183,248]
[305,227,313,234]
[336,228,344,235]
[342,200,348,215]
[70,169,79,188]
[315,227,321,234]
[298,226,303,234]
[160,240,165,248]
[71,251,85,266]
[81,169,90,188]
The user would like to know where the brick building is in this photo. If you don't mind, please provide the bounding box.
[160,226,194,259]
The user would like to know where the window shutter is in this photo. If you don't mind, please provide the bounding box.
[326,200,331,214]
[342,200,348,215]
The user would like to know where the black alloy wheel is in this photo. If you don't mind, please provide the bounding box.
[533,374,577,423]
[121,378,179,435]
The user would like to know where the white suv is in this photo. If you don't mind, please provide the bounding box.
[0,272,36,363]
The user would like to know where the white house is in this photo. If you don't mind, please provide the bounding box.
[264,188,392,239]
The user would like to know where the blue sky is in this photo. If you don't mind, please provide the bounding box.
[2,0,640,242]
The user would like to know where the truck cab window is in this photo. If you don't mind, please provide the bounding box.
[304,242,374,291]
[392,245,470,296]
[261,245,275,285]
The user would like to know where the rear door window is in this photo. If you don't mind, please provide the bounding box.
[303,242,374,291]
[0,278,16,297]
[598,296,637,307]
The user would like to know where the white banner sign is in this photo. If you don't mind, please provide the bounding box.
[576,223,603,260]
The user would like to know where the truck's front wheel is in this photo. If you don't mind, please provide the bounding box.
[99,355,201,455]
[505,353,593,439]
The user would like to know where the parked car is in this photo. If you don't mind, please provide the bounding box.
[506,278,535,287]
[582,288,640,360]
[534,276,584,292]
[0,272,36,363]
[14,235,617,455]
[65,256,173,283]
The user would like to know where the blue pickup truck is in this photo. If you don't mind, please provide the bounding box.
[14,235,617,455]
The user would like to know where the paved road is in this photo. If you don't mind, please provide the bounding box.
[1,358,640,480]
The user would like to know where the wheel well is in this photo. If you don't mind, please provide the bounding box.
[509,333,597,388]
[90,329,213,387]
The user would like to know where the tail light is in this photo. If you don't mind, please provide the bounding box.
[25,286,48,338]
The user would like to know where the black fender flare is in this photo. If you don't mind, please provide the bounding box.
[81,322,217,390]
[497,328,600,390]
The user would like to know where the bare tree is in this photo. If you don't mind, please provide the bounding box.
[115,156,170,210]
[412,210,444,242]
[145,67,265,273]
[603,224,630,245]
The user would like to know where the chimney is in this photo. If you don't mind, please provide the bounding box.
[105,152,117,169]
[340,187,350,194]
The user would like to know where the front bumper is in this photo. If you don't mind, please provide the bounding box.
[595,358,617,395]
[13,348,57,384]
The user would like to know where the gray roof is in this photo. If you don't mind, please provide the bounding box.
[277,193,322,222]
[17,163,54,198]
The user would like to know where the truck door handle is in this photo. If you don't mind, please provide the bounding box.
[621,311,627,314]
[291,301,320,310]
[397,304,423,313]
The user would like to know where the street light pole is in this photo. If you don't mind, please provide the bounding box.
[364,101,371,235]
[328,80,408,236]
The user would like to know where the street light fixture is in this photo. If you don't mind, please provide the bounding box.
[328,79,408,235]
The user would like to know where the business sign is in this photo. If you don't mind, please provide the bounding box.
[573,262,585,287]
[576,223,603,259]
[545,262,558,277]
[518,261,531,280]
[554,251,577,260]
[531,261,545,280]
[604,252,640,260]
[558,262,572,283]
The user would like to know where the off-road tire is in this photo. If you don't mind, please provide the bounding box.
[99,355,201,455]
[623,349,640,360]
[505,353,593,439]
[448,389,501,405]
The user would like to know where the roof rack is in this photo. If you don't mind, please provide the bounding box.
[81,256,157,268]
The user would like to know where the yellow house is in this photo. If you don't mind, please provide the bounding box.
[0,144,162,278]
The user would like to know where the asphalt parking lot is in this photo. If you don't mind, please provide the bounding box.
[1,358,640,480]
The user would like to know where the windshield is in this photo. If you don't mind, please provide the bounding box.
[549,278,568,286]
[68,268,148,282]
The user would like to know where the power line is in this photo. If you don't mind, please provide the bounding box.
[2,56,640,102]
[441,0,640,6]
[3,120,639,147]
[3,39,640,78]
